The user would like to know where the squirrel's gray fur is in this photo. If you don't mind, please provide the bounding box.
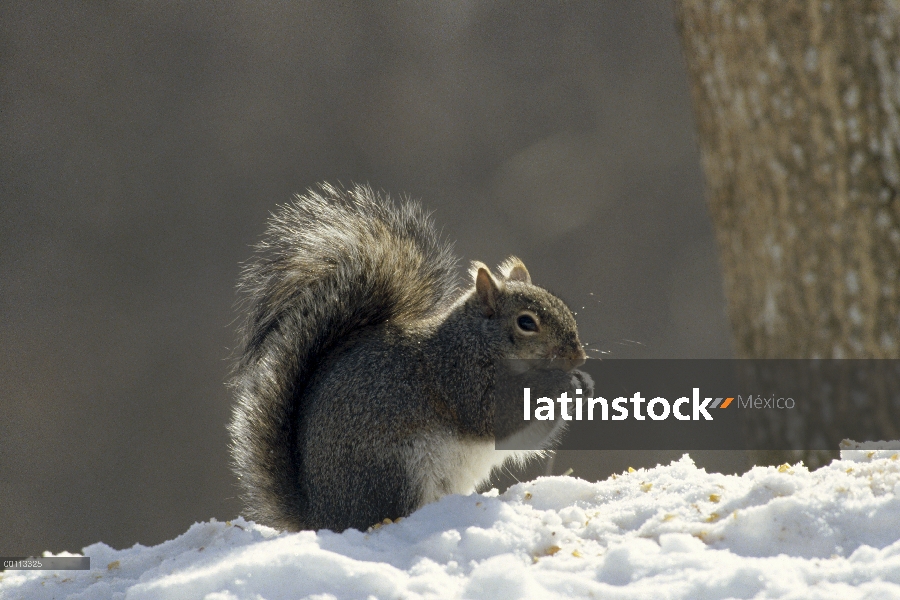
[229,183,591,532]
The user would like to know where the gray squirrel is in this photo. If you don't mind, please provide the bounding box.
[228,183,592,532]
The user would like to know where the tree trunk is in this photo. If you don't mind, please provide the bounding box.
[675,0,900,360]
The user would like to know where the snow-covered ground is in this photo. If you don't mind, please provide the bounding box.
[6,447,900,600]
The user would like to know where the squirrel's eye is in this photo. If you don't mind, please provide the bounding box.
[516,314,539,333]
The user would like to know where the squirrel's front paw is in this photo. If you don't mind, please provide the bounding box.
[570,369,594,397]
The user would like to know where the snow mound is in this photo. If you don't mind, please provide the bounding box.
[5,454,900,599]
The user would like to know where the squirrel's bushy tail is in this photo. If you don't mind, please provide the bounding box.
[228,183,459,529]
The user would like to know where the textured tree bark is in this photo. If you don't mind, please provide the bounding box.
[676,0,900,360]
[675,1,900,463]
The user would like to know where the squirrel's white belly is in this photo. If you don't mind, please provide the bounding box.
[404,432,541,505]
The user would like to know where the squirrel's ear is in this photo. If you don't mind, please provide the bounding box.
[499,256,531,284]
[473,263,500,317]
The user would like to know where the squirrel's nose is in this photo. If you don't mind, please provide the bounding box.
[561,344,586,370]
[571,350,586,368]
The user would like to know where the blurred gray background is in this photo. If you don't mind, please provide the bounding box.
[1,1,736,556]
